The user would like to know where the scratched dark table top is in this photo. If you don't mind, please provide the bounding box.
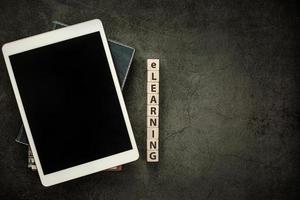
[0,1,299,199]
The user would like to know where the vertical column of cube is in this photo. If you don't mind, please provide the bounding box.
[147,59,159,162]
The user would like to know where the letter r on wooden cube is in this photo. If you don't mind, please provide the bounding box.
[147,105,159,117]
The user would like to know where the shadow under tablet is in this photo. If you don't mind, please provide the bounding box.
[15,21,135,146]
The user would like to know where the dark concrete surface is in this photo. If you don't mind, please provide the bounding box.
[0,0,299,199]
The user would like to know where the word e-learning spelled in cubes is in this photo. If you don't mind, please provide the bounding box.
[147,59,159,162]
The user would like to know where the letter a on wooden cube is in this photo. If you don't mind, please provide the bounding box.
[147,93,159,105]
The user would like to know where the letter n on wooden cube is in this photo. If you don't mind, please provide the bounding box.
[147,117,159,128]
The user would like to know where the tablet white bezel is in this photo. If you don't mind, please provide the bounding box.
[2,19,139,187]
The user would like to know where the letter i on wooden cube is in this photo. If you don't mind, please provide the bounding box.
[147,128,159,139]
[147,59,159,162]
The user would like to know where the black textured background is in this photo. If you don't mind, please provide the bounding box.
[0,0,299,199]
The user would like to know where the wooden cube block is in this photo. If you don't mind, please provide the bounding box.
[147,93,159,105]
[147,139,159,150]
[147,150,159,162]
[147,59,159,71]
[147,116,159,128]
[147,128,159,139]
[147,70,159,82]
[147,82,159,94]
[147,105,159,117]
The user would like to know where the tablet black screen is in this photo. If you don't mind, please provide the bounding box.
[9,32,132,174]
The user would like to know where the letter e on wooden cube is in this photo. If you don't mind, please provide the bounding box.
[147,59,159,71]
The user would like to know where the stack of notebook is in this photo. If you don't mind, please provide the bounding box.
[15,21,135,172]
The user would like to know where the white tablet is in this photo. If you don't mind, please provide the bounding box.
[2,19,139,186]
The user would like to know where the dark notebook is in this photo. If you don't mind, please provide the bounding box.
[15,21,135,145]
